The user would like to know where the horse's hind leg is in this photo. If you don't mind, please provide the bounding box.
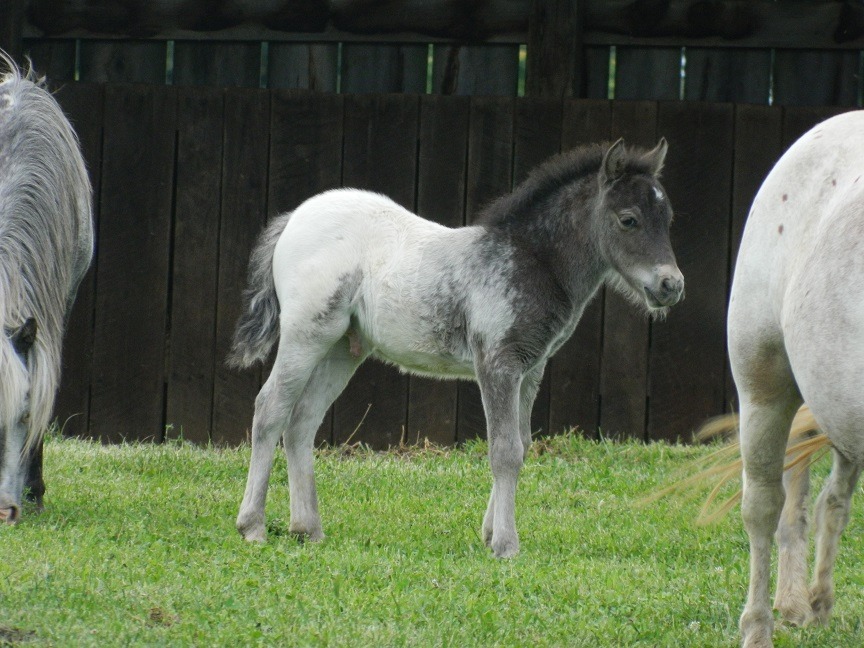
[282,337,366,541]
[773,460,812,625]
[809,449,861,623]
[739,395,800,648]
[236,331,334,542]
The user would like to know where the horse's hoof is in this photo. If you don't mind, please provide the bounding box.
[491,534,519,559]
[740,608,774,648]
[290,524,324,543]
[775,603,812,627]
[236,514,266,543]
[809,587,834,624]
[482,525,493,548]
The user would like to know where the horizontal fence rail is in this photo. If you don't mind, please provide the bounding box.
[48,85,848,447]
[3,1,862,104]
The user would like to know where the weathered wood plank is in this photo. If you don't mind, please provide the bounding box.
[268,43,338,90]
[165,86,224,444]
[599,101,656,440]
[648,102,734,442]
[263,91,344,446]
[615,47,681,100]
[23,1,864,50]
[0,0,23,60]
[513,97,562,437]
[773,51,859,106]
[548,98,612,437]
[90,84,176,442]
[684,48,771,103]
[432,44,519,96]
[526,0,582,98]
[172,41,261,86]
[407,94,470,446]
[458,96,514,442]
[22,39,75,84]
[341,44,427,93]
[78,40,166,83]
[583,46,611,100]
[211,88,271,446]
[52,82,104,439]
[334,94,420,449]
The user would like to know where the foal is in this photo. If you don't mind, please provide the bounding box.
[230,138,683,557]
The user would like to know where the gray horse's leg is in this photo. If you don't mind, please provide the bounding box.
[739,397,800,648]
[24,439,45,510]
[483,362,544,547]
[773,459,811,625]
[476,360,523,558]
[809,449,861,623]
[282,337,366,541]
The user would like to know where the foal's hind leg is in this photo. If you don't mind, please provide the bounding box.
[773,460,812,626]
[236,355,313,541]
[282,337,367,541]
[482,362,544,548]
[739,396,800,648]
[809,449,861,623]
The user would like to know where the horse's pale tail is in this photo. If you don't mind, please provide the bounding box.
[646,405,830,524]
[227,213,292,368]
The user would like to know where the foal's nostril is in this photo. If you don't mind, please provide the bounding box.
[661,276,683,297]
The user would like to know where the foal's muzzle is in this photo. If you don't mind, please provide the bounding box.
[644,266,685,308]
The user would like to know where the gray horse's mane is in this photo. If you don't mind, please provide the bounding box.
[477,142,657,228]
[0,51,93,450]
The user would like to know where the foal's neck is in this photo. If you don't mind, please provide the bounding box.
[484,180,607,307]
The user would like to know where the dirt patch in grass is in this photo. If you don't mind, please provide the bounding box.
[0,625,35,645]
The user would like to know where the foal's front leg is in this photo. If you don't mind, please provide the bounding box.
[476,362,523,558]
[483,363,544,547]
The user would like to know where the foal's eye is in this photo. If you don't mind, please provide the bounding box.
[618,212,639,229]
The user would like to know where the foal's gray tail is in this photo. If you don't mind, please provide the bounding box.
[227,213,292,368]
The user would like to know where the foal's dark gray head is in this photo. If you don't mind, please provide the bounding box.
[480,138,684,317]
[594,138,684,315]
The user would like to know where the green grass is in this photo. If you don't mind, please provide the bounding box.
[1,434,862,647]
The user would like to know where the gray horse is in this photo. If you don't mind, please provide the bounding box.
[229,138,684,557]
[0,54,93,523]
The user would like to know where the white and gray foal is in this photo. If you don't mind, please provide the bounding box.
[729,110,864,647]
[229,139,683,557]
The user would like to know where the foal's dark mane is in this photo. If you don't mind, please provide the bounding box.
[476,142,656,228]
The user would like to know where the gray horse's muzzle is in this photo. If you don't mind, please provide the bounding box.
[0,494,20,524]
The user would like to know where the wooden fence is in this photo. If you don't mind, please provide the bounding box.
[46,85,845,447]
[1,0,861,446]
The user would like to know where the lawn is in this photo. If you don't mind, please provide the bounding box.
[1,433,862,647]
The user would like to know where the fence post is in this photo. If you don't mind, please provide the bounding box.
[526,0,583,97]
[0,0,24,60]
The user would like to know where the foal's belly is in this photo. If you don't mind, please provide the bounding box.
[371,345,475,380]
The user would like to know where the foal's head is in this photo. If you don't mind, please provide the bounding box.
[594,139,684,316]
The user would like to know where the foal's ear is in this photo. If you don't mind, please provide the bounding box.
[10,318,37,356]
[600,138,627,186]
[643,137,668,177]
